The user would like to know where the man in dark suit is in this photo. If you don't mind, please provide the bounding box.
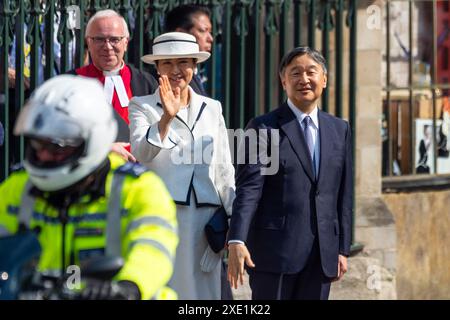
[227,47,353,300]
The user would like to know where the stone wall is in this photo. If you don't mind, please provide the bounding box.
[354,0,398,278]
[383,190,450,299]
[355,198,397,272]
[355,2,383,198]
[330,256,396,300]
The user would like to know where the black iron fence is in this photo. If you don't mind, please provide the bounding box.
[0,0,357,183]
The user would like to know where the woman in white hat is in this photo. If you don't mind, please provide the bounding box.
[128,32,235,300]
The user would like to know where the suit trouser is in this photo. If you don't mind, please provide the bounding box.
[248,240,332,300]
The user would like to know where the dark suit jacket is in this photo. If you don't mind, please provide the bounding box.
[228,103,353,278]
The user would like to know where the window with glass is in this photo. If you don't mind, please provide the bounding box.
[382,0,450,178]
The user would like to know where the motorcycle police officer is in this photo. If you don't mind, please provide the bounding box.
[0,75,178,300]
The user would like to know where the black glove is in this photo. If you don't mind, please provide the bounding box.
[80,279,141,300]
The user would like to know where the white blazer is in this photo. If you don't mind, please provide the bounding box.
[128,86,235,215]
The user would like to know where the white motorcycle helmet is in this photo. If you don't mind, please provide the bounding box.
[14,75,118,191]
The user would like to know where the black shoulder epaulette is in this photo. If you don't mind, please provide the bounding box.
[10,162,25,173]
[115,162,149,177]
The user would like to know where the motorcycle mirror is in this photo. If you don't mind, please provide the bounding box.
[0,230,42,299]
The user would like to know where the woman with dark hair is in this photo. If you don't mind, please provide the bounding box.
[129,32,235,300]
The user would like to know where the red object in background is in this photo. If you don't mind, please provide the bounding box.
[75,64,133,153]
[75,64,132,125]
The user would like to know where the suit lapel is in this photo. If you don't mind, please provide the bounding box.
[156,87,207,136]
[155,92,194,142]
[278,103,315,182]
[317,110,334,183]
[187,86,207,131]
[155,88,191,129]
[128,65,140,96]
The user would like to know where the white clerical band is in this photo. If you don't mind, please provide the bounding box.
[104,75,129,108]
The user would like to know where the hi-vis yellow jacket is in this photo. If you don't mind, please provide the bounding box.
[0,153,178,300]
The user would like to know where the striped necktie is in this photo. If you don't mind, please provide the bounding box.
[302,116,316,176]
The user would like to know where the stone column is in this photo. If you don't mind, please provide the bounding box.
[354,0,397,273]
[331,0,397,299]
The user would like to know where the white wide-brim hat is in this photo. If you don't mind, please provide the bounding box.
[141,32,210,65]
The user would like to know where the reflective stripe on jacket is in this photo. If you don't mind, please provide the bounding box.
[0,153,178,300]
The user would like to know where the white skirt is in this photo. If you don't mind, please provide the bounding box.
[169,192,222,300]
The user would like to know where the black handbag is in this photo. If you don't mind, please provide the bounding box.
[204,206,229,253]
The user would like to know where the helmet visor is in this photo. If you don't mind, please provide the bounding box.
[26,137,85,169]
